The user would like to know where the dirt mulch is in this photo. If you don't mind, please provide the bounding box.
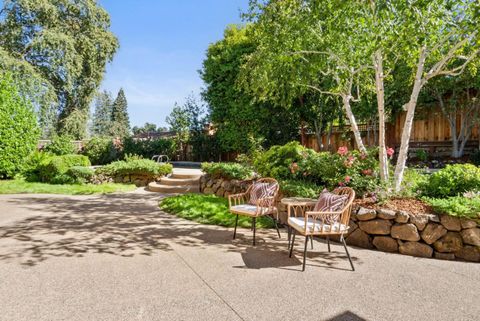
[354,197,433,215]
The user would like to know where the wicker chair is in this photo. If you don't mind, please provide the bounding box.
[288,187,356,271]
[228,178,281,246]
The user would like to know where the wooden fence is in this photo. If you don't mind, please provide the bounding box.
[306,109,480,156]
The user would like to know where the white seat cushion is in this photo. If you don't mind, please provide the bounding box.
[230,204,271,215]
[288,216,348,233]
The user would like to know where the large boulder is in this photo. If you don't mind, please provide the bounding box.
[460,228,480,246]
[399,241,433,258]
[391,224,420,242]
[358,219,392,235]
[356,207,376,221]
[460,219,477,229]
[410,215,429,231]
[433,232,463,253]
[395,211,410,223]
[434,252,456,260]
[377,209,396,220]
[440,215,462,232]
[372,236,398,252]
[346,228,373,249]
[421,223,447,245]
[455,245,480,262]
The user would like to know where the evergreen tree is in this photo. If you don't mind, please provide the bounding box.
[110,88,130,137]
[92,91,113,137]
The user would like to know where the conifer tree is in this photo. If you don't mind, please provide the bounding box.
[110,88,130,137]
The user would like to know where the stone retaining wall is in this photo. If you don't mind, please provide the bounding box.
[200,175,480,262]
[113,174,156,187]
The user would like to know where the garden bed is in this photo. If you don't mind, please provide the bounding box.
[354,197,433,215]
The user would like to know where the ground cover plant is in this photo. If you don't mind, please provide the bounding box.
[160,193,274,228]
[0,179,135,195]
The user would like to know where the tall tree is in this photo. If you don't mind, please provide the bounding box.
[0,0,119,139]
[91,90,113,137]
[132,123,158,135]
[110,88,130,138]
[166,103,191,160]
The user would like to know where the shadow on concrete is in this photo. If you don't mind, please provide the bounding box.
[326,311,368,321]
[0,193,360,270]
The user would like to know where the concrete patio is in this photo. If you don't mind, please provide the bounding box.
[0,190,478,321]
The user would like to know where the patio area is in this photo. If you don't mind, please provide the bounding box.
[0,190,478,321]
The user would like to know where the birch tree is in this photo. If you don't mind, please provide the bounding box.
[391,0,480,190]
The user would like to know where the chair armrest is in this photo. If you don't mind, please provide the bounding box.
[228,193,248,208]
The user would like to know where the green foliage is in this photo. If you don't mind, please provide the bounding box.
[0,179,135,195]
[421,164,480,198]
[44,135,77,155]
[415,149,429,162]
[91,91,113,137]
[160,193,274,228]
[0,74,40,178]
[83,137,118,165]
[97,158,172,178]
[21,151,54,182]
[0,0,119,139]
[122,137,177,160]
[201,162,254,180]
[38,154,91,184]
[66,166,95,184]
[110,89,130,138]
[396,168,429,198]
[424,196,480,220]
[279,180,323,198]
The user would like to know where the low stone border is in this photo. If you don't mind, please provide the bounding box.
[347,207,479,262]
[199,175,480,262]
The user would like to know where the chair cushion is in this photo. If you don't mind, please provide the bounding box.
[313,190,348,224]
[249,182,278,205]
[288,216,348,234]
[230,204,271,216]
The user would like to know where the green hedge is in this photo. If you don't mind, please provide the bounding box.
[421,164,480,198]
[38,154,91,184]
[97,158,172,178]
[66,166,95,184]
[82,137,118,165]
[201,162,253,180]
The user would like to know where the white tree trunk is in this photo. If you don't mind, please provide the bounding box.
[394,47,427,191]
[342,95,367,153]
[373,51,389,181]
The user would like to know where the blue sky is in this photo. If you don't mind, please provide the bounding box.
[99,0,249,128]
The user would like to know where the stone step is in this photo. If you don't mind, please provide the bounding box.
[171,173,202,180]
[148,182,200,193]
[160,177,199,186]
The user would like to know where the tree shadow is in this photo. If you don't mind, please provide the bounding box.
[326,311,368,321]
[0,193,360,270]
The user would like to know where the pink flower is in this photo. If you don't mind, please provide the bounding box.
[362,169,373,176]
[337,146,348,156]
[386,147,394,157]
[360,153,367,160]
[338,182,345,187]
[344,176,351,183]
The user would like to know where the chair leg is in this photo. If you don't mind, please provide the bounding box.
[287,226,291,249]
[252,217,256,246]
[341,236,355,271]
[327,236,331,252]
[310,236,314,249]
[233,214,239,239]
[302,235,308,272]
[272,216,281,239]
[289,230,296,257]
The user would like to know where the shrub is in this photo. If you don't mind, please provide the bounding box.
[21,151,54,182]
[470,149,480,166]
[122,137,177,160]
[421,164,480,198]
[43,135,77,155]
[97,158,172,178]
[253,141,318,180]
[201,162,253,180]
[66,166,95,184]
[424,196,480,219]
[0,74,40,178]
[38,154,91,183]
[83,137,118,165]
[279,179,323,198]
[415,149,428,162]
[396,168,429,198]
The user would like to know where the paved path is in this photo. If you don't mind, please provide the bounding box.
[0,190,478,321]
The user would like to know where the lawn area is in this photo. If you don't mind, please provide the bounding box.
[0,179,136,195]
[160,193,275,228]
